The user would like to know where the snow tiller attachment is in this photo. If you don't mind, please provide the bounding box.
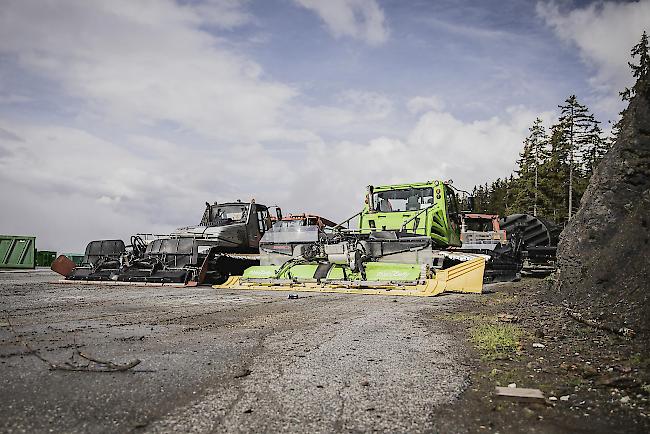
[52,200,281,287]
[216,256,484,296]
[216,180,487,296]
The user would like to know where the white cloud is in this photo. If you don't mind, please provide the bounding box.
[0,1,554,253]
[0,0,297,143]
[282,105,553,225]
[0,121,296,251]
[297,90,393,133]
[407,95,445,114]
[537,0,650,112]
[420,16,513,41]
[294,0,389,45]
[0,102,550,251]
[405,105,552,187]
[188,0,253,29]
[339,90,393,118]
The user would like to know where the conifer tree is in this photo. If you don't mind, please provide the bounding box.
[557,95,601,219]
[542,123,570,222]
[581,121,608,176]
[471,32,648,224]
[505,174,516,215]
[620,30,649,101]
[614,31,650,143]
[513,118,549,215]
[480,185,490,214]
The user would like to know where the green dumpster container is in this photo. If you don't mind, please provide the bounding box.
[35,250,57,267]
[0,235,36,269]
[63,253,85,266]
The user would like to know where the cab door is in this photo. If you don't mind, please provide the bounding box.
[444,186,463,247]
[248,205,272,249]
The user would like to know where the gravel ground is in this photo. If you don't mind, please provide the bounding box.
[432,279,650,434]
[0,270,472,433]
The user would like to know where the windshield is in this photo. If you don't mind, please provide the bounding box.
[202,204,250,225]
[372,187,434,212]
[465,219,494,232]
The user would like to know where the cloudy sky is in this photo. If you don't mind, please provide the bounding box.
[0,0,648,252]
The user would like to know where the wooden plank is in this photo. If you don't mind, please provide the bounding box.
[494,386,545,402]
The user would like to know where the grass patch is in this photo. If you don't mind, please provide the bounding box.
[629,353,650,369]
[566,376,585,388]
[487,368,524,386]
[470,323,523,361]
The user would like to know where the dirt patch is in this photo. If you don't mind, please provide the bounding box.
[427,278,650,433]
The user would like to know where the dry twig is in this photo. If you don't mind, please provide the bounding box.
[566,310,635,339]
[4,315,141,372]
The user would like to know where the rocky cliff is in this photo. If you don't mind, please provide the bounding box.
[556,80,650,342]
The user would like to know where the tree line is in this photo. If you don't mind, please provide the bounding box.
[470,31,648,226]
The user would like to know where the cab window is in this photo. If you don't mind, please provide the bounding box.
[445,187,461,227]
[372,187,434,212]
[257,208,271,232]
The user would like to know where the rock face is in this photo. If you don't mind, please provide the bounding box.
[556,82,650,342]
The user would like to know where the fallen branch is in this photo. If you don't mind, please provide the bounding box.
[78,351,141,371]
[5,315,141,372]
[566,310,635,339]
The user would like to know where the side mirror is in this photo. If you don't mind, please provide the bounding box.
[366,185,375,212]
[276,207,282,220]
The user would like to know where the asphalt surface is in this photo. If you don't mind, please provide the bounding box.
[0,270,472,433]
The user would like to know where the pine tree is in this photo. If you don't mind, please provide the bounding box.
[581,121,608,176]
[513,118,549,216]
[471,34,648,223]
[504,174,517,215]
[557,95,601,220]
[620,30,649,101]
[481,182,490,212]
[472,101,602,224]
[614,31,650,143]
[541,123,570,222]
[608,118,621,148]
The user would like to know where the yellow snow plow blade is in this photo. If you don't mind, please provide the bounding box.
[214,258,485,296]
